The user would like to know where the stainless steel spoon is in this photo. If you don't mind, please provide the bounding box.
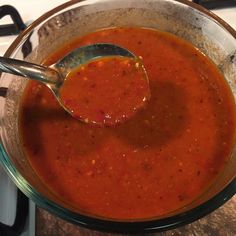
[0,43,149,125]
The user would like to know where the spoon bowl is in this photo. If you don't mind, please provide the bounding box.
[0,43,150,126]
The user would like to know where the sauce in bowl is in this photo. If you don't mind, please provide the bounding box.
[19,27,236,219]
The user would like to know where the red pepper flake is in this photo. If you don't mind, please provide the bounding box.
[178,194,185,202]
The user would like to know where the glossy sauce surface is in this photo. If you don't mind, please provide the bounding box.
[19,28,236,219]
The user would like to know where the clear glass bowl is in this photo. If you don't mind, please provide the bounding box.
[0,0,236,233]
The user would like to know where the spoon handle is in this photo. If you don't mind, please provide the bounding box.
[0,56,61,85]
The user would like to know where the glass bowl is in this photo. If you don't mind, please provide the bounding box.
[0,0,236,233]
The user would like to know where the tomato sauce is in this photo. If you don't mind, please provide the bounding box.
[19,28,236,219]
[59,57,150,126]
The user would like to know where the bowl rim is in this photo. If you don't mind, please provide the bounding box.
[3,0,236,58]
[1,0,236,233]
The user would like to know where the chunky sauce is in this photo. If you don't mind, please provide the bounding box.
[59,57,150,126]
[19,28,236,219]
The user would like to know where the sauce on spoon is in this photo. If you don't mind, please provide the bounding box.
[0,43,150,126]
[59,56,150,126]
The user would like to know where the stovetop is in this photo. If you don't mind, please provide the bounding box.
[0,1,235,236]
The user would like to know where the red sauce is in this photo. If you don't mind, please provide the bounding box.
[19,28,236,220]
[59,57,150,126]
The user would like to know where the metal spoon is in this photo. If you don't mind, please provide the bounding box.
[0,43,149,125]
